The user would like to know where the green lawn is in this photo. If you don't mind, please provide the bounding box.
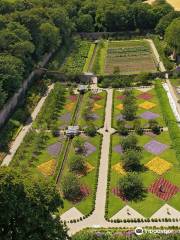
[113,88,165,129]
[78,90,107,129]
[108,130,180,218]
[60,134,102,215]
[11,89,78,179]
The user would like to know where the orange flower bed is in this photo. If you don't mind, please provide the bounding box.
[92,103,103,111]
[116,104,124,110]
[37,160,56,176]
[65,102,75,111]
[112,163,126,175]
[139,101,156,110]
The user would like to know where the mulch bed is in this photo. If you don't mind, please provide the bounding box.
[144,131,157,138]
[47,142,62,156]
[112,187,127,201]
[144,140,169,155]
[149,178,179,201]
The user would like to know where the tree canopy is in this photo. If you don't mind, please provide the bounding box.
[0,167,68,240]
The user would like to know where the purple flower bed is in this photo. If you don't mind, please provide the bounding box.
[140,111,160,120]
[84,142,97,156]
[116,114,124,121]
[47,142,62,156]
[144,140,169,155]
[113,144,123,154]
[89,113,100,120]
[59,113,71,122]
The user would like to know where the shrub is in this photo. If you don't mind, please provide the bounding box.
[118,173,147,201]
[69,155,86,174]
[84,124,97,137]
[62,173,81,201]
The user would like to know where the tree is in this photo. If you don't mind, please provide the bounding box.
[117,120,128,136]
[0,54,24,96]
[133,119,144,135]
[149,119,161,134]
[122,150,142,171]
[69,155,86,174]
[0,167,69,240]
[76,14,94,32]
[118,173,147,201]
[39,22,61,52]
[84,124,97,137]
[0,81,7,109]
[122,90,137,121]
[62,173,82,201]
[135,72,151,86]
[165,18,180,56]
[155,11,180,36]
[121,134,140,151]
[73,137,85,154]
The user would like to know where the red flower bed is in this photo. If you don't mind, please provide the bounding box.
[116,95,125,100]
[80,185,90,197]
[91,95,103,101]
[149,178,179,201]
[112,187,127,201]
[69,95,77,102]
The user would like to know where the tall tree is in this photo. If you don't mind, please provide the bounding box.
[0,167,69,240]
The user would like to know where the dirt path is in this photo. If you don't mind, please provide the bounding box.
[1,84,54,167]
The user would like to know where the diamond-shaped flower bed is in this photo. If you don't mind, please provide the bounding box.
[149,178,179,201]
[145,157,172,175]
[37,159,56,176]
[69,95,77,102]
[144,131,156,138]
[47,142,62,156]
[84,142,96,156]
[138,92,153,100]
[116,104,124,110]
[140,111,160,120]
[65,102,75,111]
[112,187,127,201]
[139,101,156,110]
[89,113,100,120]
[112,163,126,175]
[116,114,124,121]
[78,162,95,178]
[91,94,103,101]
[80,185,90,198]
[92,103,103,111]
[144,140,169,155]
[113,144,123,154]
[116,95,125,100]
[59,112,71,122]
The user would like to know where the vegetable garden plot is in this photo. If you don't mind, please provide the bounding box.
[104,41,157,75]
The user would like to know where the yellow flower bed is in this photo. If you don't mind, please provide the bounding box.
[37,160,56,176]
[86,162,95,173]
[112,163,126,175]
[116,104,124,110]
[92,103,103,111]
[65,102,75,111]
[139,101,156,110]
[145,157,172,175]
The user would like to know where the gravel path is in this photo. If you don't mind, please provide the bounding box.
[1,84,54,166]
